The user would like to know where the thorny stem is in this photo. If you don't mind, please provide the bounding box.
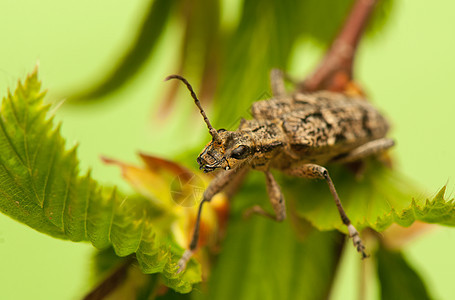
[300,0,378,92]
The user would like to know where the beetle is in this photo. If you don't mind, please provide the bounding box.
[166,70,394,272]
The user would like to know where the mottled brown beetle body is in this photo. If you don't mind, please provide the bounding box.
[198,91,389,173]
[250,92,389,162]
[166,73,394,272]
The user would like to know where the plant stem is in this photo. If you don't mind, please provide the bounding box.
[83,258,134,300]
[300,0,378,92]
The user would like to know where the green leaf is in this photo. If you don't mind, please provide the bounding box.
[193,183,344,300]
[157,290,191,300]
[66,0,395,110]
[88,253,160,300]
[69,0,176,101]
[286,159,453,233]
[376,246,432,300]
[204,220,343,300]
[0,69,201,293]
[214,0,304,127]
[375,186,455,230]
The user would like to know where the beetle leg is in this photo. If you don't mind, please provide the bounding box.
[270,68,299,97]
[284,163,368,259]
[333,138,395,163]
[177,166,248,273]
[270,69,287,97]
[283,144,300,160]
[244,171,286,221]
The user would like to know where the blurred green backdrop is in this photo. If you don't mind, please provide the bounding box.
[0,0,455,299]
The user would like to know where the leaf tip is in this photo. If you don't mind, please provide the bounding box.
[27,64,40,85]
[434,185,447,202]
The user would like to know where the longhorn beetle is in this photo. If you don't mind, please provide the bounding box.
[166,70,394,272]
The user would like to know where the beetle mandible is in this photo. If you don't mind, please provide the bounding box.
[166,70,394,272]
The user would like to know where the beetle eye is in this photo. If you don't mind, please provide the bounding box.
[217,128,226,133]
[231,145,249,159]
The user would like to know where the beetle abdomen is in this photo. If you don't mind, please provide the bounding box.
[251,91,389,157]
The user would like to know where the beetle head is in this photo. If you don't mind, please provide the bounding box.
[197,130,255,172]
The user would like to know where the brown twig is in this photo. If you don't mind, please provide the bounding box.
[300,0,378,92]
[83,258,135,300]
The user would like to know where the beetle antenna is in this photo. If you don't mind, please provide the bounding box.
[165,75,220,142]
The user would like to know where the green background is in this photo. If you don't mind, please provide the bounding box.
[0,0,454,299]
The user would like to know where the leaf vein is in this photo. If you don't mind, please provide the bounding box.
[0,116,26,166]
[60,164,74,236]
[135,207,147,253]
[83,176,92,240]
[42,133,59,210]
[107,190,117,244]
[6,94,23,129]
